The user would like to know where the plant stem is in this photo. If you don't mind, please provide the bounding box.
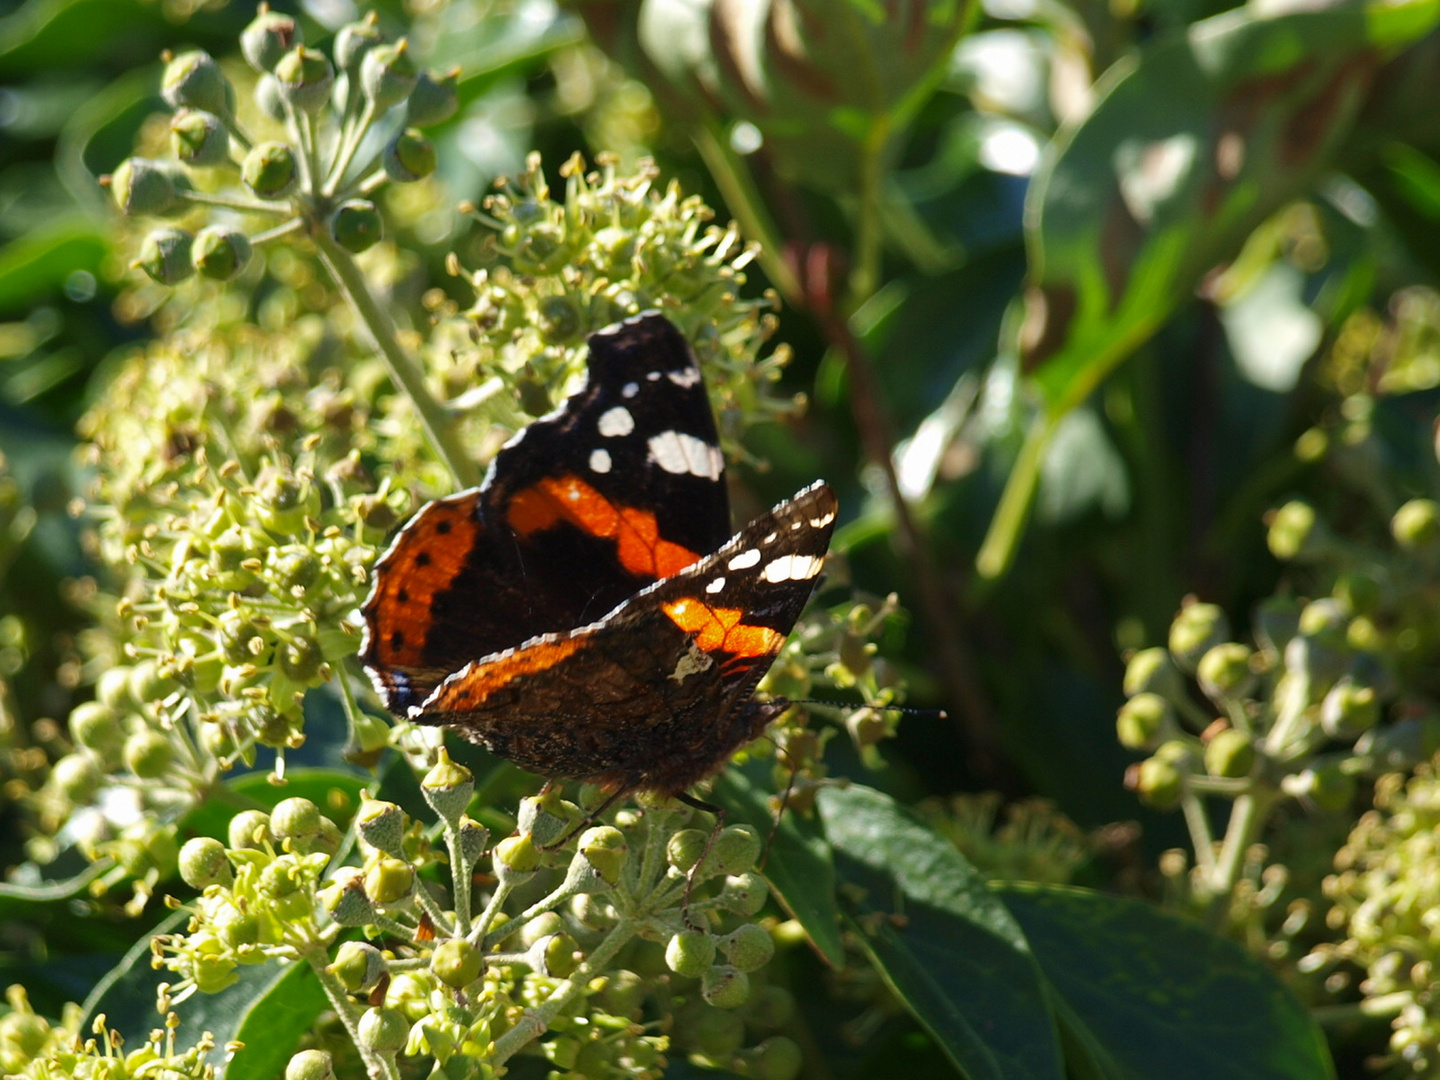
[307,948,400,1080]
[848,127,886,307]
[1312,991,1411,1025]
[326,100,377,197]
[312,232,479,488]
[1180,788,1217,880]
[1208,790,1270,904]
[251,218,307,245]
[179,190,292,215]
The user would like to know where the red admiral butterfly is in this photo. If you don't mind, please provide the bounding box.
[360,312,837,800]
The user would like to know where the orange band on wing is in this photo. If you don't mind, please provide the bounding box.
[661,599,784,658]
[428,637,585,710]
[507,474,700,579]
[370,496,479,663]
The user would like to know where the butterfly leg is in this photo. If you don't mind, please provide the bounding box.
[539,782,637,852]
[676,791,725,930]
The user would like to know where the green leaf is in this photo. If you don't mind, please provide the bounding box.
[181,766,370,841]
[997,884,1336,1080]
[818,784,1064,1080]
[0,220,107,312]
[711,759,845,967]
[224,963,331,1080]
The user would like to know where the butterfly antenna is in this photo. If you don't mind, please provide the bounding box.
[758,738,802,871]
[539,785,633,852]
[676,791,725,930]
[787,699,948,720]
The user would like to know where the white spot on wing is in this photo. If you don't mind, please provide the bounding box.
[669,639,714,682]
[762,554,823,583]
[597,406,635,438]
[706,577,726,594]
[728,549,761,570]
[648,430,723,480]
[646,371,662,381]
[667,366,702,388]
[622,382,639,399]
[763,532,778,544]
[809,511,836,527]
[589,448,612,473]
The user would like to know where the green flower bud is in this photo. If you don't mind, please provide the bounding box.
[1132,757,1183,810]
[217,908,262,950]
[690,1005,746,1056]
[1284,633,1348,692]
[320,868,375,925]
[192,225,252,282]
[161,50,231,114]
[536,295,582,345]
[192,948,239,994]
[754,1036,803,1080]
[406,68,459,127]
[1203,729,1255,779]
[335,14,383,74]
[421,747,474,824]
[577,825,627,884]
[541,933,580,977]
[360,39,418,111]
[1196,643,1255,703]
[136,228,194,285]
[279,635,324,682]
[667,828,709,874]
[520,911,564,948]
[124,728,173,778]
[666,929,716,977]
[170,109,230,166]
[1283,764,1355,811]
[719,872,768,916]
[1392,498,1440,551]
[271,796,322,843]
[1168,602,1229,672]
[1321,677,1381,739]
[597,969,644,1018]
[357,1006,408,1053]
[285,1049,334,1080]
[254,74,286,122]
[365,856,414,904]
[431,938,485,988]
[95,666,132,712]
[179,836,233,889]
[70,700,121,755]
[494,834,541,881]
[382,128,436,182]
[723,922,775,973]
[328,199,383,253]
[1123,647,1184,699]
[228,809,272,850]
[457,815,489,866]
[748,985,796,1028]
[242,141,298,199]
[356,798,406,858]
[242,9,301,72]
[1333,571,1382,616]
[1298,598,1348,641]
[328,941,386,994]
[130,658,180,705]
[0,1010,51,1060]
[1266,501,1321,560]
[1116,693,1169,751]
[701,964,750,1009]
[51,752,102,802]
[257,470,319,534]
[710,824,761,877]
[274,47,334,115]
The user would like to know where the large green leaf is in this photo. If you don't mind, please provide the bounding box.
[998,884,1336,1080]
[818,784,1064,1080]
[0,220,107,313]
[712,758,845,967]
[978,0,1440,578]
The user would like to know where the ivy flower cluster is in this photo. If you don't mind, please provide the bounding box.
[153,752,797,1080]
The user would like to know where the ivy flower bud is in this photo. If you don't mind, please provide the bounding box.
[192,225,252,281]
[723,922,775,973]
[161,50,232,114]
[1196,643,1255,703]
[541,933,580,977]
[51,753,102,802]
[667,829,708,874]
[228,809,272,850]
[1266,501,1321,560]
[360,39,418,111]
[383,128,436,182]
[364,856,414,904]
[406,68,459,127]
[1123,647,1186,700]
[1130,756,1183,809]
[335,14,383,74]
[170,109,229,166]
[719,872,768,916]
[1282,764,1355,811]
[666,928,716,977]
[321,867,376,925]
[328,199,383,253]
[701,964,750,1009]
[274,47,334,115]
[328,941,386,994]
[1116,692,1169,750]
[577,825,627,884]
[457,815,489,866]
[0,1010,50,1061]
[271,796,321,844]
[1392,498,1440,551]
[1203,729,1255,779]
[70,700,122,755]
[1168,602,1229,672]
[431,938,485,988]
[242,9,301,73]
[755,1036,803,1080]
[357,1006,408,1053]
[179,836,233,889]
[420,747,474,824]
[1321,677,1381,739]
[124,728,174,778]
[113,157,187,216]
[710,825,761,876]
[357,797,406,857]
[285,1049,334,1080]
[254,74,286,122]
[242,141,298,199]
[1333,571,1382,616]
[493,834,541,882]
